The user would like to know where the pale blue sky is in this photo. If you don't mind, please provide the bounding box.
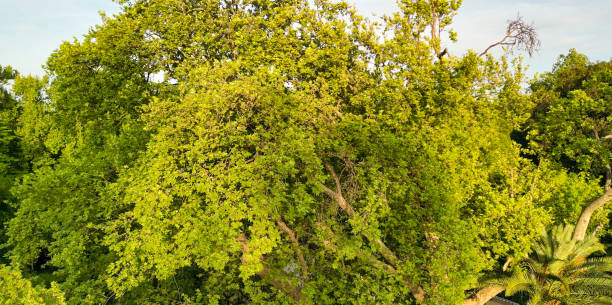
[1,0,611,78]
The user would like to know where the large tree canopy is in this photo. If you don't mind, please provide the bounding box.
[0,1,609,305]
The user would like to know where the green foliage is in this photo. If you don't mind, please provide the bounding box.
[3,5,157,303]
[0,265,66,305]
[527,49,612,181]
[98,1,545,304]
[1,1,605,305]
[0,65,24,265]
[537,165,604,226]
[525,49,612,239]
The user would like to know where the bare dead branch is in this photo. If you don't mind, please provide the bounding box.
[479,15,540,57]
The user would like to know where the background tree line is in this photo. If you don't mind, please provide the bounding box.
[0,0,610,304]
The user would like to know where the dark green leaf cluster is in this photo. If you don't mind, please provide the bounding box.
[525,49,612,237]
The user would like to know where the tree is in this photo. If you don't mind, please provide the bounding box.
[464,49,612,305]
[101,1,551,304]
[1,1,566,304]
[5,6,161,303]
[526,50,612,241]
[502,224,612,305]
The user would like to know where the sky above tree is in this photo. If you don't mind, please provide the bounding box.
[1,0,611,77]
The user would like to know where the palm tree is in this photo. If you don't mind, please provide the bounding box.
[502,224,612,305]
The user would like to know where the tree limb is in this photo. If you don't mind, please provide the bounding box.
[572,187,612,241]
[320,163,396,264]
[479,15,540,57]
[319,162,425,301]
[502,257,513,272]
[237,233,303,302]
[315,222,396,274]
[479,35,511,58]
[430,1,440,56]
[277,219,309,281]
[462,285,505,305]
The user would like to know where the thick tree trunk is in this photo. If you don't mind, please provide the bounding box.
[462,285,505,305]
[572,187,612,241]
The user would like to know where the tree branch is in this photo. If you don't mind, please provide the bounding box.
[237,233,303,302]
[315,221,425,300]
[462,285,505,305]
[478,15,540,58]
[320,163,396,264]
[502,257,513,272]
[479,35,511,57]
[430,1,440,56]
[572,187,612,241]
[321,163,356,216]
[277,219,309,281]
[315,222,396,274]
[319,162,425,301]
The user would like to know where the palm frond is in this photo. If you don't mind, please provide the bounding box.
[493,224,612,305]
[503,269,535,297]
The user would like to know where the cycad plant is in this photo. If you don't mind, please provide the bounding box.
[503,224,612,305]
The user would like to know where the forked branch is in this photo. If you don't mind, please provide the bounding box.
[479,15,540,57]
[277,219,309,281]
[315,222,396,274]
[319,162,425,301]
